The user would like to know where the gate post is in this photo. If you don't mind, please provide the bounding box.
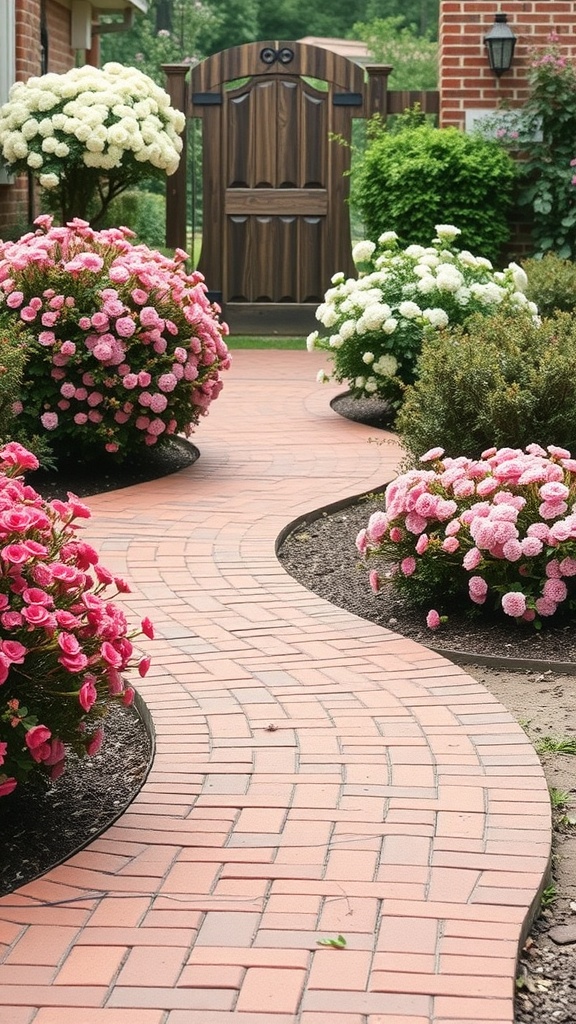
[162,63,189,251]
[366,64,393,119]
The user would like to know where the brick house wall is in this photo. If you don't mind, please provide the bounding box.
[0,0,75,237]
[440,0,576,129]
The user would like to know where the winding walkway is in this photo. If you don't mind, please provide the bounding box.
[0,350,551,1024]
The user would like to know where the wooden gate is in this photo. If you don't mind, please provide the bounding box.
[164,43,438,334]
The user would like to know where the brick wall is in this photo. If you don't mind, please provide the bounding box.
[0,0,74,237]
[440,0,576,129]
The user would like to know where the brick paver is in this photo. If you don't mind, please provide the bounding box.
[0,351,551,1022]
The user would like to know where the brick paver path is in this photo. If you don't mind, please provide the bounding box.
[0,351,551,1023]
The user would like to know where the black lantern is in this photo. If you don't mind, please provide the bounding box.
[484,12,517,76]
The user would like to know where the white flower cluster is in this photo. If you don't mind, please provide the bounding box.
[308,225,538,401]
[0,63,186,180]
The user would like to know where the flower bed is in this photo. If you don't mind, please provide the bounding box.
[357,444,576,629]
[0,216,230,461]
[0,442,153,798]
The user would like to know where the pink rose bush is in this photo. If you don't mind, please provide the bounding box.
[307,225,536,407]
[357,443,576,628]
[0,442,153,797]
[0,216,230,461]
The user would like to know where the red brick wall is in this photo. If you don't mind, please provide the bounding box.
[0,0,75,237]
[440,0,576,129]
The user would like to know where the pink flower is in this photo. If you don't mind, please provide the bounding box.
[415,533,429,555]
[535,596,557,617]
[389,527,404,543]
[158,372,177,393]
[122,374,138,389]
[426,609,441,630]
[501,592,527,617]
[419,447,444,462]
[559,557,576,576]
[149,393,168,413]
[141,616,154,639]
[0,777,17,797]
[521,536,543,557]
[468,575,488,604]
[543,578,568,603]
[86,728,104,756]
[355,529,368,554]
[25,724,51,750]
[138,370,152,387]
[79,677,97,712]
[138,656,151,677]
[40,412,58,430]
[400,556,416,576]
[115,316,136,337]
[540,481,569,501]
[123,687,135,706]
[369,569,380,593]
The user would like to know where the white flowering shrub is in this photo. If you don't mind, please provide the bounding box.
[0,63,186,225]
[308,226,536,407]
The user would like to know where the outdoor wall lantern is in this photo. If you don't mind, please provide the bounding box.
[484,12,517,76]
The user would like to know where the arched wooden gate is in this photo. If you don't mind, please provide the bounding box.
[164,43,433,334]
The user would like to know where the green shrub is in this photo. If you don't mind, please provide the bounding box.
[523,252,576,317]
[100,190,167,249]
[397,310,576,463]
[0,316,52,465]
[351,122,517,265]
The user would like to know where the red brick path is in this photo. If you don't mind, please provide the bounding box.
[0,351,551,1023]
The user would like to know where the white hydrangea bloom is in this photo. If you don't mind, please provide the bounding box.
[507,261,529,292]
[434,224,461,241]
[352,240,376,264]
[378,230,398,244]
[306,331,318,351]
[362,351,375,364]
[476,256,493,269]
[416,276,436,295]
[418,253,440,269]
[382,317,398,334]
[364,377,378,393]
[355,376,366,389]
[398,300,422,319]
[316,368,329,382]
[435,265,465,292]
[405,244,427,258]
[339,319,356,340]
[329,335,343,348]
[457,250,479,268]
[39,171,59,188]
[413,264,433,279]
[373,354,398,376]
[422,307,449,328]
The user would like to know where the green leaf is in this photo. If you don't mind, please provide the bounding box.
[316,935,347,948]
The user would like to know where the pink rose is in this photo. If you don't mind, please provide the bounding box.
[25,724,51,750]
[78,677,97,711]
[0,778,17,797]
[426,609,441,630]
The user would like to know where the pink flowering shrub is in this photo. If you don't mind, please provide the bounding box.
[0,442,153,798]
[357,443,576,629]
[0,216,230,461]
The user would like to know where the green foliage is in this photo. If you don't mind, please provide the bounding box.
[0,316,52,466]
[517,39,576,258]
[397,310,576,463]
[523,252,576,316]
[352,123,517,265]
[101,0,213,82]
[100,190,166,249]
[352,17,437,90]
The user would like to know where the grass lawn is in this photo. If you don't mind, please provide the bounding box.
[226,336,305,349]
